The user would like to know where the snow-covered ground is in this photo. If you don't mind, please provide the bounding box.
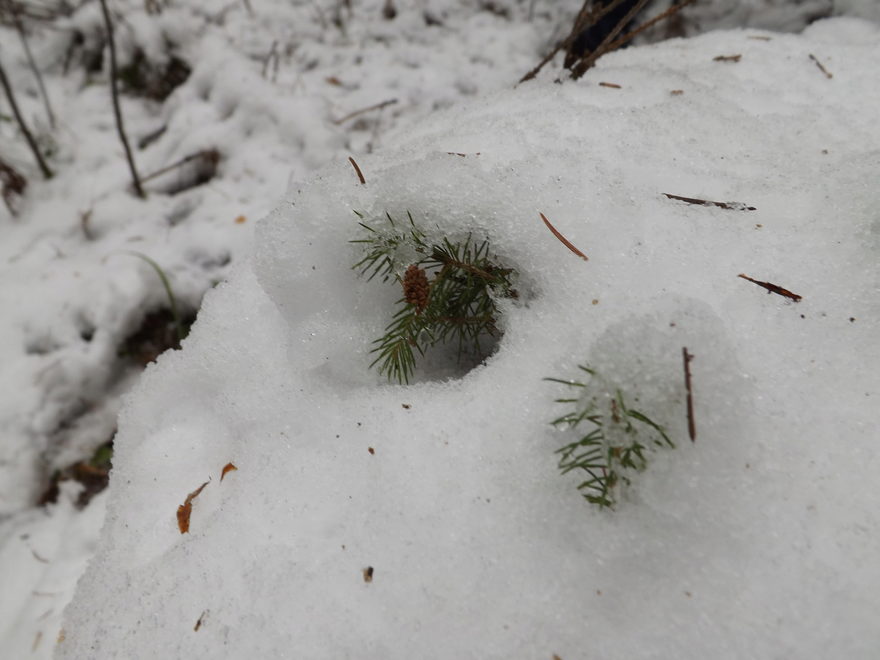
[1,1,879,658]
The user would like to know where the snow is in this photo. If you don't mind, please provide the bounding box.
[54,14,880,660]
[0,0,878,658]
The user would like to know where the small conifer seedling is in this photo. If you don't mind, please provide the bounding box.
[352,211,517,383]
[546,365,674,509]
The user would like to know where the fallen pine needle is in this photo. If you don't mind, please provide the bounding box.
[664,193,755,211]
[539,213,588,261]
[682,347,696,442]
[809,53,833,79]
[177,480,209,534]
[738,273,802,302]
[348,156,366,184]
[599,81,621,89]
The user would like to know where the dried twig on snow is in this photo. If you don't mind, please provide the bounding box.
[261,40,279,80]
[682,347,695,442]
[333,98,397,125]
[738,273,802,302]
[6,0,56,128]
[809,53,832,79]
[140,149,219,185]
[663,193,755,211]
[713,54,742,63]
[0,156,27,215]
[98,0,144,198]
[570,0,652,80]
[539,212,588,260]
[596,0,697,60]
[0,58,53,179]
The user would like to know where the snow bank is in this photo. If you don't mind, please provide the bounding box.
[59,21,880,659]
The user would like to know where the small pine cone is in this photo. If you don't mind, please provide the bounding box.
[403,264,429,313]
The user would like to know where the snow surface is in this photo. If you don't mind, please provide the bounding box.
[3,0,565,655]
[54,15,880,660]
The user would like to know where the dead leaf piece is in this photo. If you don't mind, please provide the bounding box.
[234,215,246,224]
[325,76,343,86]
[539,213,588,261]
[670,89,684,95]
[368,447,375,455]
[663,193,755,211]
[738,274,802,302]
[599,81,621,89]
[177,480,210,534]
[363,566,374,583]
[220,462,238,481]
[713,54,741,62]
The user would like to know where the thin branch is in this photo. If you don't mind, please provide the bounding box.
[348,156,365,184]
[332,98,397,125]
[98,0,144,198]
[519,0,630,83]
[0,57,53,178]
[7,0,56,128]
[570,0,652,80]
[261,40,278,79]
[600,0,698,56]
[682,347,695,442]
[539,212,588,261]
[139,149,217,185]
[738,274,802,302]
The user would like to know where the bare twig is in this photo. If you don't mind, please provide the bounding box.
[0,57,53,179]
[738,274,801,302]
[539,212,588,261]
[809,53,832,79]
[599,0,698,57]
[663,193,755,211]
[599,81,621,88]
[520,0,631,83]
[261,40,278,80]
[332,98,397,125]
[0,156,27,216]
[6,0,56,128]
[139,149,219,185]
[682,347,695,442]
[713,54,741,63]
[570,0,652,80]
[98,0,144,198]
[348,156,365,184]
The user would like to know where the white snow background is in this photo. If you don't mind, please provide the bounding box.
[0,1,878,658]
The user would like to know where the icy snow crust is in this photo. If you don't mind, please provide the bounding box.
[60,23,880,659]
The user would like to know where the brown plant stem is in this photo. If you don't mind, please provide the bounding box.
[0,57,53,179]
[682,347,695,442]
[599,0,698,56]
[98,0,144,198]
[6,0,56,128]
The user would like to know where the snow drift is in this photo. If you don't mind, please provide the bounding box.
[59,20,880,659]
